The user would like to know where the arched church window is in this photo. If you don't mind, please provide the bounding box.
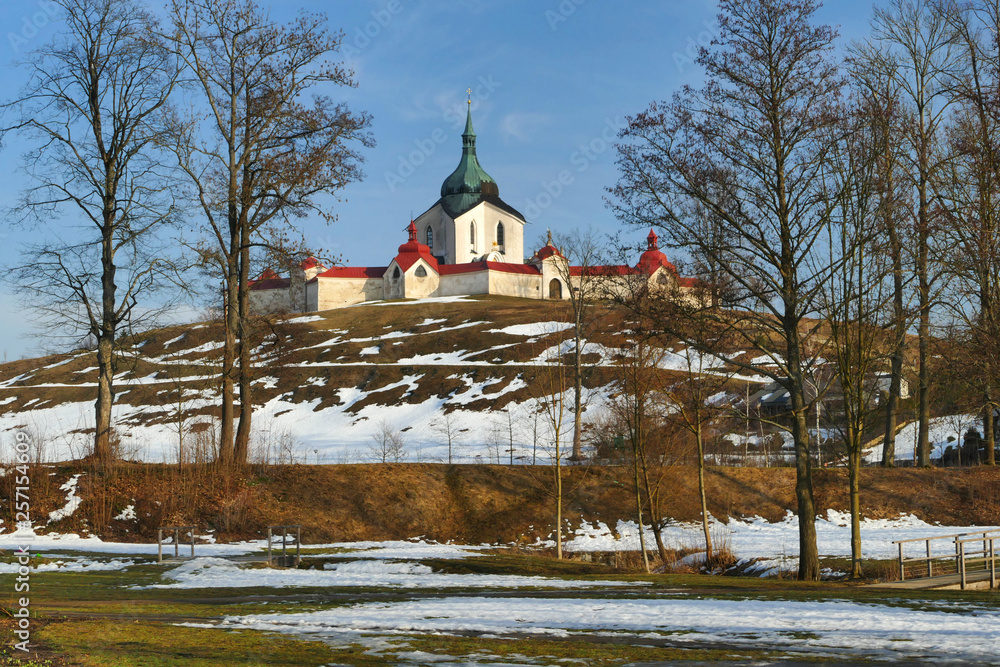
[425,225,433,248]
[470,221,477,252]
[393,266,401,280]
[496,221,505,249]
[415,265,427,278]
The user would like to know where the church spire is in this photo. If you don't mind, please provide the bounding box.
[440,91,499,205]
[462,90,476,148]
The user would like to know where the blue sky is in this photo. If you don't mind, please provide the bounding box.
[0,0,879,359]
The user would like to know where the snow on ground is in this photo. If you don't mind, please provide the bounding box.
[308,540,490,560]
[656,347,727,373]
[0,530,262,556]
[350,296,475,307]
[48,474,83,523]
[0,558,135,573]
[0,534,490,559]
[283,315,324,325]
[145,557,642,590]
[487,322,574,337]
[563,510,1000,561]
[160,334,186,348]
[221,595,1000,663]
[0,374,607,463]
[866,414,980,464]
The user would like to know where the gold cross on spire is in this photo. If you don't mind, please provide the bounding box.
[467,87,472,104]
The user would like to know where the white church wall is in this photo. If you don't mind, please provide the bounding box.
[249,287,293,314]
[438,270,489,296]
[306,280,319,311]
[414,206,451,262]
[488,271,541,299]
[452,208,479,264]
[452,202,525,263]
[315,276,384,309]
[402,260,440,299]
[481,203,524,263]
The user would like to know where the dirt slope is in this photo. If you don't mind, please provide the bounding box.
[7,463,999,547]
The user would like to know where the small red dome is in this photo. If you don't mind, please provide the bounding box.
[636,229,676,274]
[392,220,438,273]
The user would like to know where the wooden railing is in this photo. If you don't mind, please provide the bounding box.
[894,530,1000,589]
[157,525,196,563]
[267,525,302,568]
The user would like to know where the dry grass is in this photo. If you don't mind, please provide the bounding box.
[3,462,999,549]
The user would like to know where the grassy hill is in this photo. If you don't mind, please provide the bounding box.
[0,295,727,464]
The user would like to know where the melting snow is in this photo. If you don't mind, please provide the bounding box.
[220,595,1000,663]
[48,474,83,523]
[146,557,642,590]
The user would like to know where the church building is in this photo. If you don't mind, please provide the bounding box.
[250,101,693,313]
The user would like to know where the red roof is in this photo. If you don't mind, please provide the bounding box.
[636,228,677,274]
[570,265,637,277]
[392,221,439,273]
[534,243,563,261]
[439,261,541,276]
[314,266,387,280]
[300,257,324,271]
[249,277,291,291]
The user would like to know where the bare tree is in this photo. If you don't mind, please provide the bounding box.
[936,0,1000,465]
[529,331,573,559]
[2,0,179,463]
[820,97,894,579]
[612,0,843,580]
[847,51,914,468]
[432,410,463,464]
[547,227,607,461]
[163,0,372,465]
[368,418,405,464]
[859,0,959,467]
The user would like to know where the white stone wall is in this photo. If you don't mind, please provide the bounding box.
[488,271,541,299]
[451,202,525,264]
[403,259,441,299]
[414,206,452,262]
[306,280,319,311]
[249,287,293,314]
[539,256,570,300]
[315,276,384,309]
[438,270,490,296]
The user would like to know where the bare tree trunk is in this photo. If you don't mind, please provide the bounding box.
[917,216,932,467]
[632,449,651,573]
[882,215,906,467]
[219,251,239,466]
[94,228,117,463]
[696,420,713,563]
[984,401,995,466]
[94,336,115,462]
[555,434,563,560]
[789,364,819,580]
[849,433,864,579]
[571,311,584,461]
[234,230,252,464]
[639,459,668,562]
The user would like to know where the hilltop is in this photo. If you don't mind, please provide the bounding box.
[0,295,704,463]
[0,294,964,466]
